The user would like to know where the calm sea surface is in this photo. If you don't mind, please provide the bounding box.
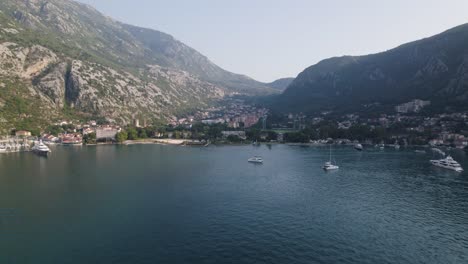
[1,144,468,264]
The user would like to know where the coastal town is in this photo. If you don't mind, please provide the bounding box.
[1,98,468,154]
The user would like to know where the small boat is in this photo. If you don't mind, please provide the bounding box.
[248,156,263,163]
[430,156,463,172]
[354,144,363,151]
[323,161,339,171]
[0,145,6,153]
[32,140,51,156]
[323,145,339,171]
[415,150,426,154]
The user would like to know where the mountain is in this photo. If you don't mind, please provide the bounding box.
[266,78,294,92]
[275,23,468,115]
[0,0,274,133]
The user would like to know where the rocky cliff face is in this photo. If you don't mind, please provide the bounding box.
[0,0,273,133]
[0,41,225,132]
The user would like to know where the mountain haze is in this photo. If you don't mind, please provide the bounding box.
[266,78,294,92]
[276,23,468,114]
[0,0,273,133]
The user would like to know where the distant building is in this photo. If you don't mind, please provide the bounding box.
[202,119,225,125]
[82,128,95,135]
[222,131,246,140]
[61,133,82,145]
[15,130,31,137]
[96,126,120,141]
[277,133,284,142]
[396,99,431,113]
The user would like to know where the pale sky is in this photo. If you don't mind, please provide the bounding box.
[76,0,468,82]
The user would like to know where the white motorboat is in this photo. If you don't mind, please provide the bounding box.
[430,156,463,172]
[248,156,263,163]
[323,145,339,171]
[323,161,339,171]
[354,144,363,151]
[32,140,51,156]
[0,145,6,153]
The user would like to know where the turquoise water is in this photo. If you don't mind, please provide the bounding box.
[1,144,468,263]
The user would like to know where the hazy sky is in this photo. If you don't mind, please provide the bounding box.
[76,0,468,82]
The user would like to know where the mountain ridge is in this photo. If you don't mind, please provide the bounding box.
[0,0,275,133]
[266,77,295,91]
[275,22,468,115]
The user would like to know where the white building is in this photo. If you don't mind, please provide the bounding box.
[396,99,431,113]
[222,131,246,140]
[96,126,120,140]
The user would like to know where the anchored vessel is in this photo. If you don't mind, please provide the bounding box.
[354,144,363,151]
[248,156,263,163]
[323,145,339,171]
[430,156,463,172]
[32,140,51,156]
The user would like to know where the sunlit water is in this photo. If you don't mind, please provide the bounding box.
[1,144,468,263]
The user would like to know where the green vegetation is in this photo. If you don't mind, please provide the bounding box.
[115,131,128,143]
[0,79,52,135]
[83,133,96,144]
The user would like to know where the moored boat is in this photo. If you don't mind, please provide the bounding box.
[248,156,263,163]
[323,145,339,171]
[32,140,51,156]
[354,144,363,151]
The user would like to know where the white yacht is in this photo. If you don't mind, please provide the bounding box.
[32,140,51,156]
[354,144,363,151]
[323,145,339,171]
[248,156,263,164]
[323,161,339,171]
[430,156,463,172]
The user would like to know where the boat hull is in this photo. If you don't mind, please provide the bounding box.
[33,150,49,157]
[430,161,463,172]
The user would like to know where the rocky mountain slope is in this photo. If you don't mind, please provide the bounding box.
[0,0,273,133]
[266,77,294,92]
[275,23,468,115]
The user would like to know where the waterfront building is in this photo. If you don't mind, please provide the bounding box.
[222,131,246,140]
[15,130,32,137]
[96,126,120,141]
[396,99,431,113]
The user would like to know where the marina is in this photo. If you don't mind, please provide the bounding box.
[0,137,32,153]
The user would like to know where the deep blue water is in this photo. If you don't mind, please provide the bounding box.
[1,144,468,263]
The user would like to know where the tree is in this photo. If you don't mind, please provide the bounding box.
[284,132,309,143]
[227,135,242,143]
[115,131,128,143]
[127,128,138,140]
[47,125,63,136]
[138,129,148,139]
[83,132,96,144]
